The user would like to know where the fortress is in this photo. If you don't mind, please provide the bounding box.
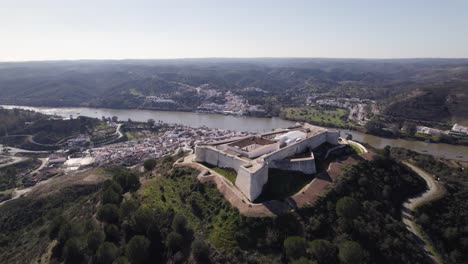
[194,124,340,201]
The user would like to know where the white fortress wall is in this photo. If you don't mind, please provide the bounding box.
[236,163,269,201]
[264,131,328,163]
[269,156,316,174]
[195,146,248,172]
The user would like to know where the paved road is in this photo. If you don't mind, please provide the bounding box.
[402,162,445,264]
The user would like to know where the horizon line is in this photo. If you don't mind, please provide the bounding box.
[2,56,468,63]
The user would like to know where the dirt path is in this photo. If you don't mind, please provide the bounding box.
[0,156,28,168]
[402,162,445,264]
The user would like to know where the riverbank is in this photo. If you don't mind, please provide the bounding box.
[2,105,468,161]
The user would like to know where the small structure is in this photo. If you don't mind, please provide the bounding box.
[416,126,443,136]
[450,124,468,136]
[195,124,339,201]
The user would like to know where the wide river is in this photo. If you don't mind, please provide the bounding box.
[2,105,468,162]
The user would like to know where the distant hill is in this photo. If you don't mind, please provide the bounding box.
[0,58,467,122]
[384,81,468,125]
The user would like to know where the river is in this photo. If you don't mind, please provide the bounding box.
[2,105,468,161]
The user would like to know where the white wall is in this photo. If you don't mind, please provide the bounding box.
[236,163,269,201]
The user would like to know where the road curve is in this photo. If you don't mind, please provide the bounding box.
[402,162,445,264]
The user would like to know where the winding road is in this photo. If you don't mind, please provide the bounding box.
[402,162,445,264]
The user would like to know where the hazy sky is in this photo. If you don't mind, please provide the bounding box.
[1,0,467,61]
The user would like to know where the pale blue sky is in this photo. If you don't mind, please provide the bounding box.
[1,0,467,61]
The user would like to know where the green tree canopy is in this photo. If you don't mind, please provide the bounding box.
[338,241,367,264]
[87,230,105,253]
[191,238,209,262]
[96,242,118,264]
[143,159,157,171]
[63,237,85,264]
[336,196,360,219]
[166,232,183,253]
[125,235,150,264]
[97,204,120,224]
[309,239,337,264]
[283,236,307,260]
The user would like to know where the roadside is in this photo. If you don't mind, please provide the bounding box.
[402,162,446,264]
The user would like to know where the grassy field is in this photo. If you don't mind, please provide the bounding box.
[255,169,314,203]
[211,167,237,184]
[281,106,350,127]
[200,163,237,184]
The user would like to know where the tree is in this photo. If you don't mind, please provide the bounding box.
[147,118,155,126]
[143,159,157,171]
[97,204,120,224]
[104,224,120,243]
[336,196,360,220]
[365,119,384,134]
[113,256,130,264]
[166,232,183,253]
[63,237,85,264]
[102,188,121,205]
[133,207,152,234]
[338,241,367,264]
[96,242,118,264]
[290,257,318,264]
[309,239,337,264]
[404,122,417,136]
[172,214,188,234]
[283,236,307,260]
[125,235,150,264]
[111,116,118,122]
[87,230,105,253]
[191,238,209,262]
[120,198,139,219]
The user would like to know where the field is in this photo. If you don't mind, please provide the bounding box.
[281,106,350,128]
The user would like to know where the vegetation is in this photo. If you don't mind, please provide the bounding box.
[201,163,237,184]
[389,147,468,263]
[281,106,350,128]
[0,152,438,263]
[0,158,41,191]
